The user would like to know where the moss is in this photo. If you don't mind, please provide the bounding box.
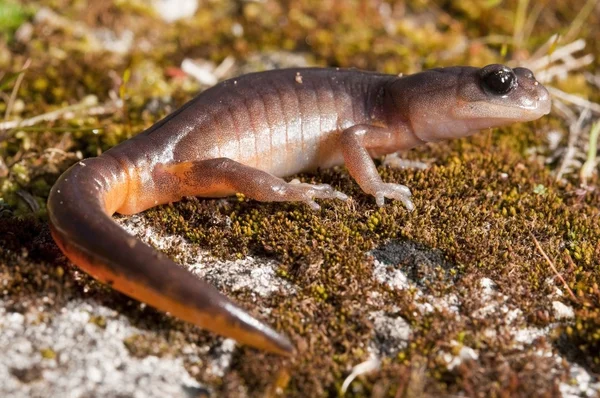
[1,0,599,396]
[0,0,32,38]
[89,315,107,329]
[123,334,172,358]
[40,348,56,360]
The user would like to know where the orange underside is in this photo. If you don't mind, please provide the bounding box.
[49,224,291,355]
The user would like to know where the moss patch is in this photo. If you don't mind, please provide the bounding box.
[1,0,599,396]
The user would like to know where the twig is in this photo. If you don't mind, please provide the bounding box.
[526,38,586,72]
[547,86,600,114]
[534,54,594,83]
[551,98,577,124]
[530,233,578,302]
[585,72,600,89]
[556,108,590,181]
[340,355,381,395]
[0,96,121,131]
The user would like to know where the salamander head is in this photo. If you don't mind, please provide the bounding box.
[395,64,551,142]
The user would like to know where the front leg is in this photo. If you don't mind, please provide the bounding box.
[339,124,415,211]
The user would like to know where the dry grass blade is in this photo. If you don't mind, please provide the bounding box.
[0,97,122,131]
[547,87,600,115]
[580,121,600,185]
[340,355,381,395]
[512,0,530,51]
[564,0,600,43]
[3,58,31,121]
[556,108,590,181]
[530,233,578,302]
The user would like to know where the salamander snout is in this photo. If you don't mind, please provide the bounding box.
[513,66,551,115]
[477,64,550,114]
[476,64,551,117]
[445,63,552,134]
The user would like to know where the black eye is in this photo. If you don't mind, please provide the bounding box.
[480,65,517,96]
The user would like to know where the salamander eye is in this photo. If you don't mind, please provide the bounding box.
[479,64,517,96]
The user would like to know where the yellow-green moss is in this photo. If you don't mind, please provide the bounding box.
[1,0,599,396]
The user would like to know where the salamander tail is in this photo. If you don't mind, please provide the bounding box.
[47,155,294,355]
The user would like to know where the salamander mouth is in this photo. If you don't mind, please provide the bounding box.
[455,91,552,123]
[538,94,552,115]
[508,94,552,119]
[495,99,551,120]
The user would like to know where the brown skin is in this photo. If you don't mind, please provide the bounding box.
[48,66,551,355]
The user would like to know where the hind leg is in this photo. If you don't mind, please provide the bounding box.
[160,158,347,210]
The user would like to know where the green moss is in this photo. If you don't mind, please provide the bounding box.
[0,0,31,38]
[89,315,107,329]
[1,0,599,396]
[123,334,171,358]
[142,119,599,394]
[40,348,56,360]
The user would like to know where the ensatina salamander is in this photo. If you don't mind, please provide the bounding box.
[48,65,551,355]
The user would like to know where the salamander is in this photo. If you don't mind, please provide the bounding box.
[47,64,551,355]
